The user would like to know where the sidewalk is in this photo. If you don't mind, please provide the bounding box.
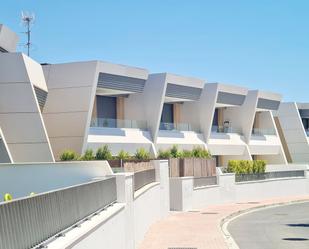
[138,196,309,249]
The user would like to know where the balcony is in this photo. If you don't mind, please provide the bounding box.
[251,128,276,136]
[159,122,200,133]
[90,118,148,130]
[211,125,242,135]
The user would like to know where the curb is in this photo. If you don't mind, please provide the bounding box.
[220,198,309,249]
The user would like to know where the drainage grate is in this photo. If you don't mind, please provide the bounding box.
[201,212,218,215]
[247,201,260,204]
[187,210,200,213]
[168,248,197,249]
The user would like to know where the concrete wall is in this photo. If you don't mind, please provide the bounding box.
[170,166,309,211]
[0,161,112,199]
[47,160,170,249]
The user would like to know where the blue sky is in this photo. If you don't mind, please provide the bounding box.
[1,1,309,101]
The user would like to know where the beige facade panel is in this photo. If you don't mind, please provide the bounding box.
[43,62,98,89]
[8,143,54,162]
[0,83,38,113]
[49,137,85,160]
[43,112,88,138]
[0,53,54,162]
[44,87,93,113]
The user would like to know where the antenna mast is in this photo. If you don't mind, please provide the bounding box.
[21,11,35,56]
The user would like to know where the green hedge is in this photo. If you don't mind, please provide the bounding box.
[59,146,152,161]
[227,160,266,174]
[157,145,212,159]
[60,145,212,161]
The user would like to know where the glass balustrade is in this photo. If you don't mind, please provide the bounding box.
[159,122,200,132]
[211,125,242,135]
[251,128,277,136]
[90,118,148,130]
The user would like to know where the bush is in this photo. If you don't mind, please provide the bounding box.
[253,160,266,173]
[80,148,95,161]
[134,148,151,160]
[4,193,12,202]
[60,150,79,161]
[117,150,131,160]
[227,160,266,174]
[191,146,212,159]
[95,145,113,160]
[181,150,193,158]
[157,149,172,159]
[170,145,182,158]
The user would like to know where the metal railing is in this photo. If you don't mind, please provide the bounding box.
[193,176,218,188]
[159,122,200,133]
[211,125,242,135]
[0,177,117,249]
[133,169,156,192]
[235,170,305,182]
[251,128,277,136]
[90,118,148,130]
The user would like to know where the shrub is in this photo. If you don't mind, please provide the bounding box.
[158,149,172,159]
[95,145,113,160]
[4,193,12,202]
[117,150,131,160]
[60,150,79,161]
[191,147,212,159]
[170,145,182,158]
[227,160,266,174]
[134,148,151,160]
[79,148,95,161]
[181,150,193,158]
[253,160,266,173]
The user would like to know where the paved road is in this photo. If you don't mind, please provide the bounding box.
[228,202,309,249]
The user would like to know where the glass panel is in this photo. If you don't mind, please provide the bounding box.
[90,118,148,130]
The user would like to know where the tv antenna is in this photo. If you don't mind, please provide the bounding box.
[21,11,35,56]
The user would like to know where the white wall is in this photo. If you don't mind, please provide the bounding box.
[170,167,309,211]
[0,161,112,199]
[0,53,54,162]
[49,160,170,249]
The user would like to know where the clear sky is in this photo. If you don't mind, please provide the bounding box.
[1,1,309,102]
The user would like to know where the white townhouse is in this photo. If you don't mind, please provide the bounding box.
[0,23,290,165]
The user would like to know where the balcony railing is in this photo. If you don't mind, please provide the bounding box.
[159,122,200,132]
[0,177,117,249]
[251,128,277,136]
[91,118,148,130]
[211,125,242,135]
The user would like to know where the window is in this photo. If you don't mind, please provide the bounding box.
[96,96,117,127]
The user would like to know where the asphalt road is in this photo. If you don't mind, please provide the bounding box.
[228,202,309,249]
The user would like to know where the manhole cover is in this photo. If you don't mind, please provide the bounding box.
[247,201,260,204]
[275,213,288,216]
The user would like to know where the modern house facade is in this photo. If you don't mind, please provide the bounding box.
[0,23,295,166]
[274,102,309,163]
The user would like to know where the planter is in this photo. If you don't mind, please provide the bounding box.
[169,158,216,177]
[107,159,153,172]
